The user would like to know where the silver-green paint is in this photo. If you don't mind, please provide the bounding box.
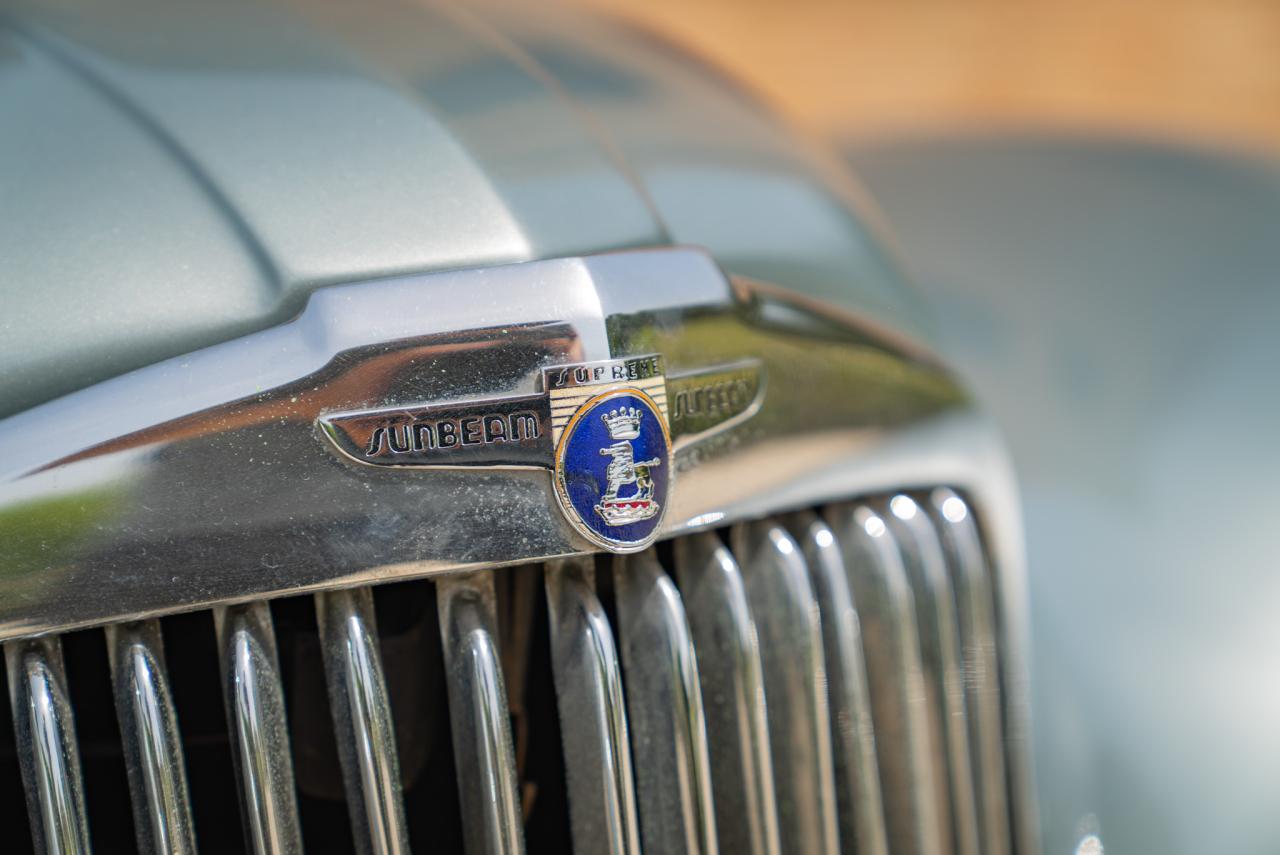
[0,0,928,419]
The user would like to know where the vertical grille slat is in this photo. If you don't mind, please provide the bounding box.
[315,588,410,855]
[827,503,947,855]
[105,620,197,855]
[613,551,718,855]
[674,532,781,855]
[927,489,1013,855]
[732,520,840,855]
[786,511,890,855]
[214,602,304,855]
[437,572,527,855]
[5,636,91,855]
[543,558,641,855]
[882,495,982,855]
[885,494,983,855]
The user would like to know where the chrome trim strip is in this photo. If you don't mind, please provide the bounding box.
[674,533,780,855]
[785,511,889,855]
[106,621,197,855]
[543,558,641,855]
[436,572,526,855]
[0,247,976,639]
[927,489,1013,855]
[826,503,945,855]
[214,603,304,855]
[883,495,981,855]
[5,636,91,855]
[612,551,717,855]
[732,521,840,855]
[315,589,410,855]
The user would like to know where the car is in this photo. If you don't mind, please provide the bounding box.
[14,2,1265,854]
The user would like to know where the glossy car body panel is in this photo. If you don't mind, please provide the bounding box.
[0,0,927,420]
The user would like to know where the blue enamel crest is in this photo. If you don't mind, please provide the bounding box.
[555,389,671,550]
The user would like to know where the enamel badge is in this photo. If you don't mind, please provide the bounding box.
[546,357,672,551]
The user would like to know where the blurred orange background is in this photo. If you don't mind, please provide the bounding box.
[578,0,1280,153]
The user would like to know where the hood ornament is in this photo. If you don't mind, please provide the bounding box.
[319,353,762,552]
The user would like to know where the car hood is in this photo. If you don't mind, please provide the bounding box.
[0,0,928,418]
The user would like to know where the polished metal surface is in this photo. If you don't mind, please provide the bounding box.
[0,247,973,639]
[5,636,91,855]
[106,620,197,855]
[674,533,781,855]
[0,490,1025,855]
[436,572,526,855]
[214,603,303,855]
[927,489,1012,855]
[543,558,641,855]
[883,494,981,855]
[732,520,840,855]
[784,511,889,855]
[826,503,945,855]
[612,551,717,855]
[315,588,410,855]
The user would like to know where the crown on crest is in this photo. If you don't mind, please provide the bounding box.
[601,406,642,440]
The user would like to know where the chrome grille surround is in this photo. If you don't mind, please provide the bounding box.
[0,247,1038,854]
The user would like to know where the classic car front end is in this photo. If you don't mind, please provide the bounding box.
[1,2,1039,853]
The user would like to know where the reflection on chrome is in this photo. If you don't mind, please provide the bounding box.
[437,573,526,855]
[315,589,409,855]
[733,520,840,855]
[675,532,782,855]
[214,603,304,855]
[5,637,91,855]
[1075,834,1104,855]
[889,494,918,521]
[543,559,641,855]
[941,495,968,523]
[106,621,197,855]
[773,531,796,556]
[613,550,718,855]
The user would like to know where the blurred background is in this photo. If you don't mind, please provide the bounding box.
[577,0,1280,153]
[569,3,1280,854]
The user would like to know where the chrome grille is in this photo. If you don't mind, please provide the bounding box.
[2,489,1027,854]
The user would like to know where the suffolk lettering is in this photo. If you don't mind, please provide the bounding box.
[671,377,753,423]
